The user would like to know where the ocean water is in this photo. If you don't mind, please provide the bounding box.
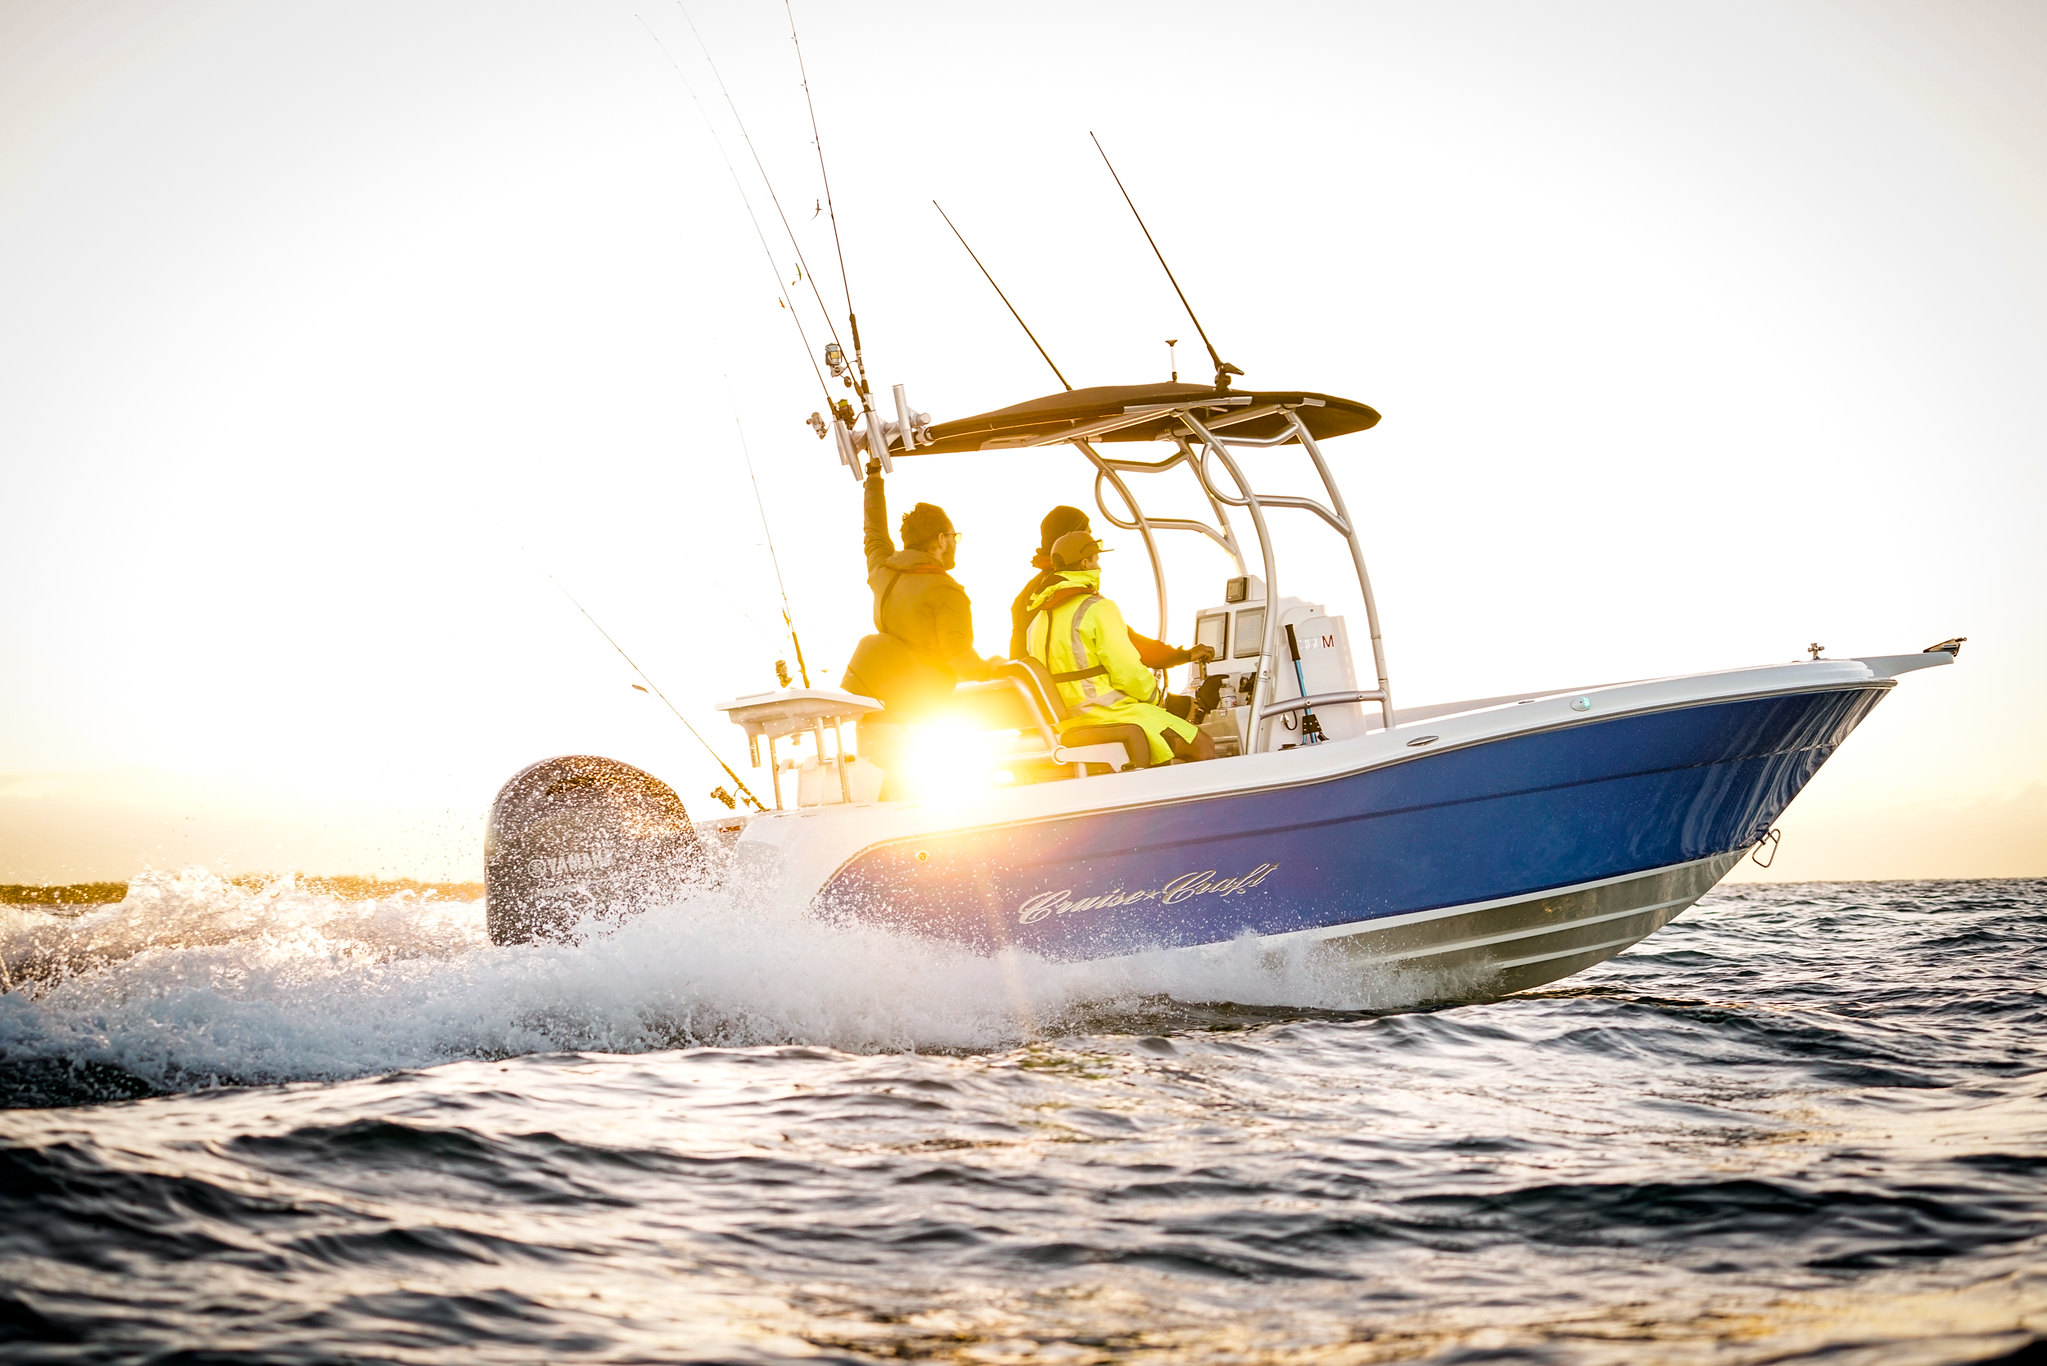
[0,872,2041,1363]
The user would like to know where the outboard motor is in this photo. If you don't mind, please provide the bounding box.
[484,755,704,945]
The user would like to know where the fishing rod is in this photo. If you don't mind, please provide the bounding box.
[928,203,1187,646]
[640,18,824,689]
[787,0,868,397]
[1089,132,1243,391]
[547,571,767,812]
[676,3,851,382]
[932,200,1071,393]
[782,1,905,469]
[726,378,811,687]
[637,14,835,406]
[675,4,899,467]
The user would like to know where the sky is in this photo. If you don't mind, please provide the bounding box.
[1,0,2041,884]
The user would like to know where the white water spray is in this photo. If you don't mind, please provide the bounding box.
[0,866,1426,1095]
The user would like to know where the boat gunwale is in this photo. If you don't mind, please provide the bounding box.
[758,672,1896,905]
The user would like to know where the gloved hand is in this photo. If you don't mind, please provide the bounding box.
[1188,643,1217,664]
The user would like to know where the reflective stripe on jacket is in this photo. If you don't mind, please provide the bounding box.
[1023,570,1162,716]
[1008,569,1189,668]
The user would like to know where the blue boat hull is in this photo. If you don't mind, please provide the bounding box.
[820,684,1888,962]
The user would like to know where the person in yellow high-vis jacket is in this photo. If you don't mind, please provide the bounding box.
[1023,532,1216,766]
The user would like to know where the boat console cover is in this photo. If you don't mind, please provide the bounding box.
[913,382,1381,454]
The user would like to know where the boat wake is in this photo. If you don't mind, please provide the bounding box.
[0,867,1427,1107]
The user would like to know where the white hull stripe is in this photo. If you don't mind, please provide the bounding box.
[1489,931,1657,972]
[1272,850,1743,947]
[1367,893,1699,964]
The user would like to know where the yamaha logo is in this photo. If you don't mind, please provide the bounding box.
[528,848,616,880]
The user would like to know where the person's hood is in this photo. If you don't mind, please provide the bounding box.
[1026,568,1100,612]
[885,548,952,574]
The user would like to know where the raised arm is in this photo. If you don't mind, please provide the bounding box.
[861,460,894,574]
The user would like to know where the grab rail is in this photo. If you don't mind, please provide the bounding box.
[1257,689,1384,720]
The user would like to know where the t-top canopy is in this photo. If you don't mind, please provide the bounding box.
[911,382,1380,455]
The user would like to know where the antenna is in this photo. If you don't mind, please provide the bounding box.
[932,201,1071,392]
[1090,132,1243,391]
[1166,338,1178,383]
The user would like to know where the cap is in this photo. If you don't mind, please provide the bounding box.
[1049,530,1109,570]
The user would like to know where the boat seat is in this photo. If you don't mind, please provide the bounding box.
[947,660,1150,777]
[1057,722,1151,772]
[1005,658,1151,772]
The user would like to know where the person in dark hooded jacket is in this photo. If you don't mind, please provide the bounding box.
[841,459,1000,719]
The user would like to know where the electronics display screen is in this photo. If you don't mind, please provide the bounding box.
[1194,613,1227,659]
[1233,608,1265,658]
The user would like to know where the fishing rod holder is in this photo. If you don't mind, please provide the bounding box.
[831,416,868,475]
[832,387,934,479]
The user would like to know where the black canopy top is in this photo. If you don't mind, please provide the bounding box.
[912,382,1380,455]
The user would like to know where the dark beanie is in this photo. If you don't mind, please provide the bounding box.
[1031,505,1091,568]
[900,502,954,549]
[1038,505,1090,554]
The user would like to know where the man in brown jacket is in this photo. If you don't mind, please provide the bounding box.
[841,458,1000,720]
